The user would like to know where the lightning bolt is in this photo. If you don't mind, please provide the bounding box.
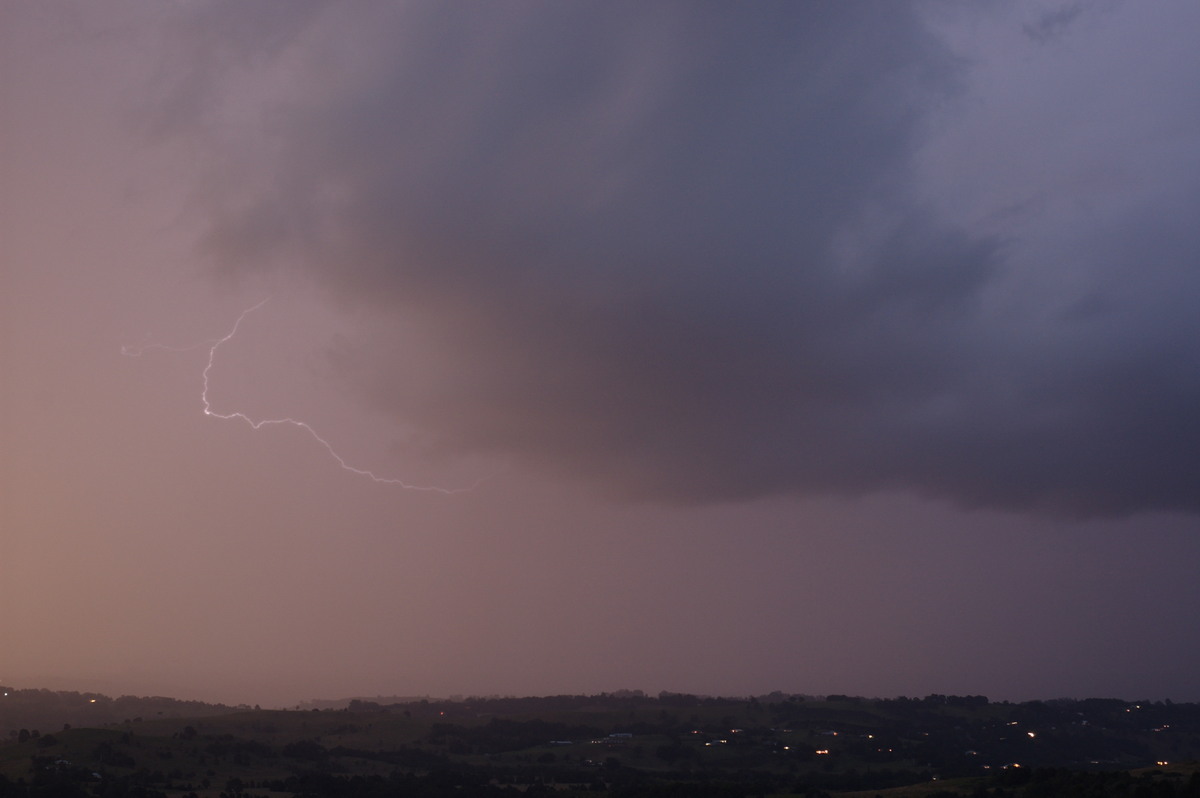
[126,299,477,495]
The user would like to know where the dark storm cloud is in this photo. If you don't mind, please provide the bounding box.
[170,1,1200,516]
[1021,2,1087,44]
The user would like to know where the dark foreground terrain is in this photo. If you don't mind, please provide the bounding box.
[3,688,1199,797]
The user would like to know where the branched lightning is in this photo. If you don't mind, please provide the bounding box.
[126,299,477,495]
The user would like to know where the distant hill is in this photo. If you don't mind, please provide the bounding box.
[2,689,1199,797]
[0,685,243,738]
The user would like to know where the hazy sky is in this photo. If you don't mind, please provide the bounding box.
[3,1,1199,708]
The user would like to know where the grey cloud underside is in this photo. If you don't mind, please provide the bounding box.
[185,1,1199,516]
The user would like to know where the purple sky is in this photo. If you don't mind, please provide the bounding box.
[2,1,1199,708]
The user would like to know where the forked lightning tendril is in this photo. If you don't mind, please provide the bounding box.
[125,299,475,494]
